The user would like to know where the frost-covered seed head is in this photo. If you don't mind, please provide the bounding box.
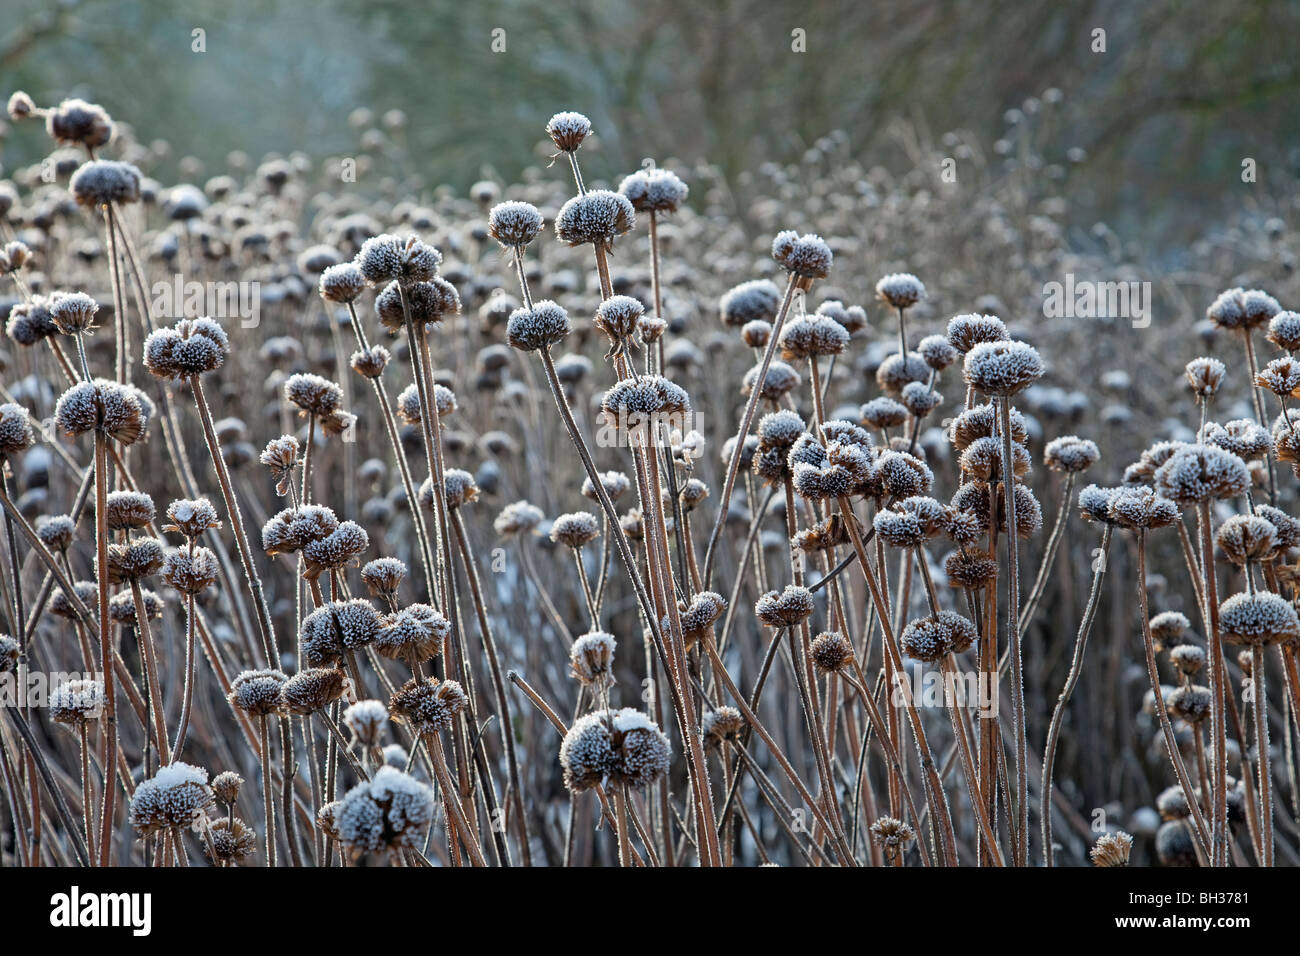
[1107,487,1180,531]
[810,631,854,673]
[1218,591,1300,646]
[546,111,592,152]
[594,295,645,347]
[49,679,105,725]
[207,816,257,865]
[506,299,571,351]
[228,669,287,717]
[336,766,435,859]
[720,279,782,327]
[374,603,449,663]
[581,470,631,503]
[701,706,745,749]
[779,314,849,360]
[870,816,916,851]
[755,584,816,627]
[69,160,140,208]
[860,397,909,430]
[1044,436,1100,473]
[46,98,114,149]
[48,291,99,335]
[130,762,213,836]
[555,190,635,248]
[0,403,34,457]
[963,340,1044,396]
[104,536,164,583]
[142,317,230,378]
[319,262,366,303]
[875,351,930,397]
[35,514,76,552]
[1255,356,1300,396]
[355,233,442,286]
[162,546,219,595]
[1148,611,1190,650]
[162,497,221,538]
[944,549,999,589]
[488,200,544,248]
[302,520,369,580]
[1216,515,1277,565]
[494,500,544,536]
[917,334,958,371]
[343,700,390,747]
[284,373,343,417]
[551,511,600,549]
[1203,420,1272,461]
[350,345,390,378]
[389,676,468,733]
[946,314,1008,353]
[619,168,688,213]
[1206,287,1280,331]
[6,297,59,345]
[104,490,154,530]
[1266,311,1300,352]
[560,708,671,792]
[282,667,348,715]
[300,599,381,667]
[1169,644,1207,676]
[771,230,833,279]
[1090,831,1133,867]
[211,771,243,806]
[742,360,801,400]
[1185,356,1226,397]
[1153,444,1251,504]
[875,273,926,310]
[1167,685,1212,724]
[569,630,616,687]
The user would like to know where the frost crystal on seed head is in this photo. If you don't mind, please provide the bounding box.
[488,200,544,248]
[337,765,434,858]
[619,167,688,213]
[962,340,1044,396]
[1218,591,1300,646]
[771,230,832,279]
[130,762,212,835]
[559,708,671,792]
[554,190,635,248]
[875,272,926,310]
[546,111,592,152]
[720,279,782,327]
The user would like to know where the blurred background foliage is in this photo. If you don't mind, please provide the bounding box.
[2,0,1298,243]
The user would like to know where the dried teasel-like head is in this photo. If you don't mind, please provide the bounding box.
[355,233,442,287]
[69,159,140,208]
[207,816,257,866]
[284,372,343,418]
[47,291,100,335]
[228,668,287,717]
[677,591,725,648]
[361,557,408,602]
[142,317,230,379]
[944,549,999,589]
[619,167,688,214]
[720,279,782,327]
[494,500,544,536]
[963,340,1044,396]
[946,313,1008,354]
[569,630,616,687]
[488,200,544,249]
[282,667,349,715]
[1266,310,1300,352]
[901,611,977,661]
[0,403,35,458]
[1216,514,1277,565]
[810,631,854,674]
[779,314,849,360]
[337,766,434,860]
[129,762,213,836]
[35,514,76,553]
[869,816,916,853]
[389,676,468,734]
[545,111,592,153]
[211,771,243,806]
[1089,831,1133,867]
[875,272,926,310]
[755,584,815,628]
[550,511,600,549]
[1149,611,1191,651]
[344,699,390,748]
[374,603,449,664]
[506,300,571,352]
[771,230,832,279]
[1153,444,1250,505]
[1044,436,1100,473]
[555,190,635,249]
[1184,356,1226,398]
[559,708,671,792]
[701,706,745,749]
[162,546,219,595]
[104,537,165,584]
[300,599,382,668]
[1218,591,1300,646]
[1206,287,1280,332]
[350,345,390,379]
[49,679,105,725]
[319,262,366,303]
[162,497,221,538]
[581,470,631,503]
[1167,684,1212,724]
[104,490,155,531]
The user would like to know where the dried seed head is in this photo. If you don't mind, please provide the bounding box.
[720,279,782,327]
[875,351,931,398]
[570,630,616,687]
[870,816,916,851]
[129,762,212,836]
[601,375,690,423]
[162,497,221,538]
[701,706,745,749]
[1044,436,1100,473]
[949,403,1027,450]
[559,708,671,792]
[742,360,801,400]
[875,273,926,310]
[46,98,114,149]
[49,679,105,725]
[1153,444,1251,504]
[860,397,909,430]
[506,299,571,351]
[619,168,688,213]
[142,317,230,379]
[963,340,1044,396]
[1155,820,1197,866]
[389,676,468,733]
[582,470,631,503]
[35,514,76,552]
[361,557,408,600]
[755,584,815,627]
[284,373,343,417]
[1149,610,1191,651]
[1169,644,1206,675]
[1156,785,1191,820]
[1256,356,1300,396]
[1203,419,1272,461]
[918,334,958,371]
[6,90,35,120]
[0,634,16,673]
[302,520,369,580]
[374,603,449,664]
[1216,514,1277,565]
[742,319,773,348]
[1090,831,1133,867]
[300,599,382,667]
[337,766,435,859]
[104,537,165,583]
[211,771,243,806]
[162,546,219,595]
[48,291,99,335]
[551,511,600,549]
[439,469,480,509]
[228,669,287,717]
[771,230,832,279]
[944,549,999,589]
[946,314,1008,353]
[678,591,726,647]
[1078,484,1120,524]
[488,200,544,248]
[50,581,96,619]
[319,262,366,303]
[1107,487,1180,531]
[207,816,257,865]
[5,297,59,346]
[872,449,935,499]
[1206,287,1280,331]
[1167,684,1212,724]
[1219,591,1300,646]
[1266,311,1300,351]
[104,490,154,531]
[1254,504,1300,553]
[546,111,592,152]
[494,500,545,536]
[779,314,849,359]
[344,700,390,747]
[375,277,460,329]
[356,233,442,286]
[594,295,645,352]
[282,667,348,715]
[350,345,391,378]
[901,610,977,660]
[554,190,635,248]
[1185,356,1226,397]
[0,403,34,457]
[69,160,140,208]
[108,588,162,625]
[810,631,854,673]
